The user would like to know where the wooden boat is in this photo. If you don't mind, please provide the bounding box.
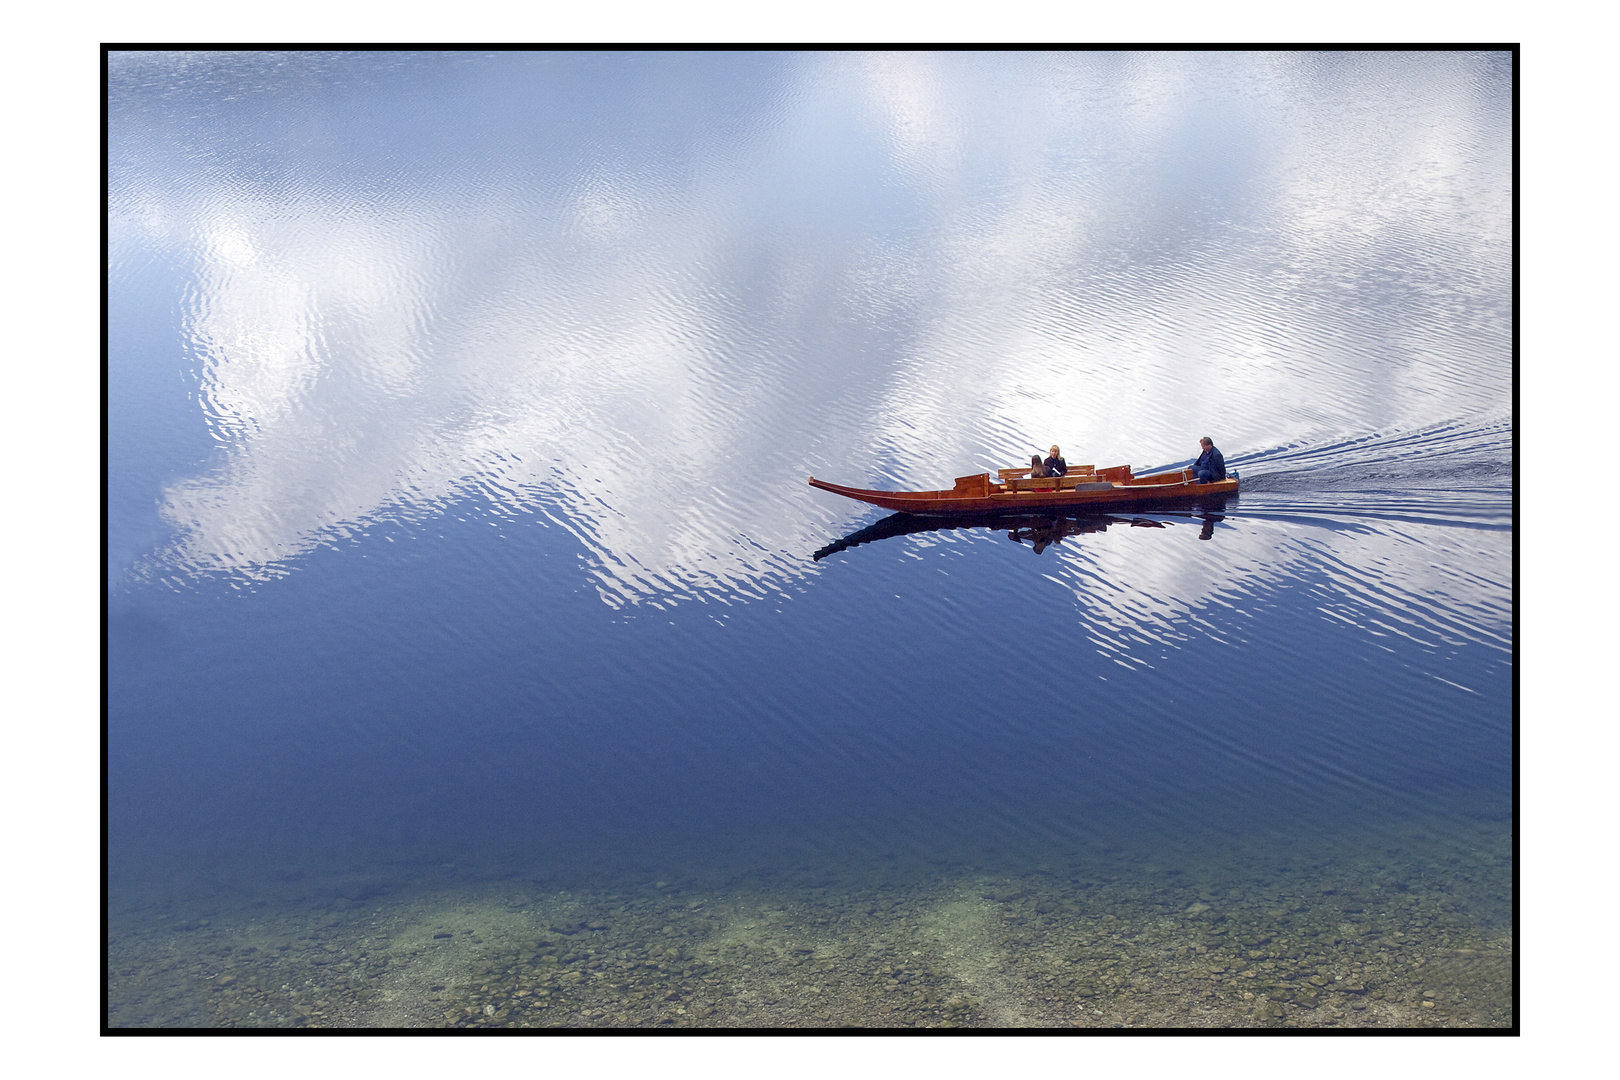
[808,462,1238,516]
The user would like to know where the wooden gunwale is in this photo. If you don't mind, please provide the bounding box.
[808,468,1238,516]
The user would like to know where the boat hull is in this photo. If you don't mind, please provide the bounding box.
[808,471,1238,516]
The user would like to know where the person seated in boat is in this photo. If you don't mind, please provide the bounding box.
[1028,454,1049,478]
[1191,437,1226,484]
[1043,445,1067,478]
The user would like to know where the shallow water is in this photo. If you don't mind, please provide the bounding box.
[106,50,1513,1028]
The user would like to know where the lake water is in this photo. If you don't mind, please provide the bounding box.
[106,50,1513,1029]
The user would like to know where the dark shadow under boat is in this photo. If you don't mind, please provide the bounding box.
[813,496,1233,561]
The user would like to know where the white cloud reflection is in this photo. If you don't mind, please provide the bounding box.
[112,52,1511,611]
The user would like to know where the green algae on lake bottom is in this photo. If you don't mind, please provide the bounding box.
[107,820,1512,1029]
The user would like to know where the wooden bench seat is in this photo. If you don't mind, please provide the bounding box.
[998,464,1098,482]
[1003,474,1118,493]
[1005,477,1061,492]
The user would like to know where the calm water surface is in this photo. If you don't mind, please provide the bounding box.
[107,51,1513,1028]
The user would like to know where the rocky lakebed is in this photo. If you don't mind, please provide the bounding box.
[107,824,1512,1030]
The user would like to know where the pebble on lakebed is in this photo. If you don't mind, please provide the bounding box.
[107,839,1513,1030]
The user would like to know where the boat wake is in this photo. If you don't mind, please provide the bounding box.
[1182,412,1515,532]
[1225,411,1512,495]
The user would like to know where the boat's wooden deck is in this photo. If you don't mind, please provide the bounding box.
[994,463,1192,494]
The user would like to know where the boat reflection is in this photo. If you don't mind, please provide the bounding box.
[813,498,1231,561]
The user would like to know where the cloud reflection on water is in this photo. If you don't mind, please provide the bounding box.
[109,51,1511,611]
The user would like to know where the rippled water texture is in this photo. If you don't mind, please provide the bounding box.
[107,50,1513,1028]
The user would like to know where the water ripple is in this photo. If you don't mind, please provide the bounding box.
[111,51,1510,621]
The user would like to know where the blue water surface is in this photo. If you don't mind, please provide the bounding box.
[107,50,1513,1029]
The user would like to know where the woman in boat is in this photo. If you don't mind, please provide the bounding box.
[1029,454,1048,478]
[1192,437,1226,483]
[1043,445,1067,478]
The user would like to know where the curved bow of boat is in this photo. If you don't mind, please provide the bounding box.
[808,476,882,499]
[807,476,927,511]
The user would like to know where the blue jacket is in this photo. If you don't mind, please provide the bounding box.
[1195,445,1225,480]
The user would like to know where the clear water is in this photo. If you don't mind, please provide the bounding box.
[107,50,1513,1028]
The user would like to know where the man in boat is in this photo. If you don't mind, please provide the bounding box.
[1192,436,1226,484]
[1043,445,1067,478]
